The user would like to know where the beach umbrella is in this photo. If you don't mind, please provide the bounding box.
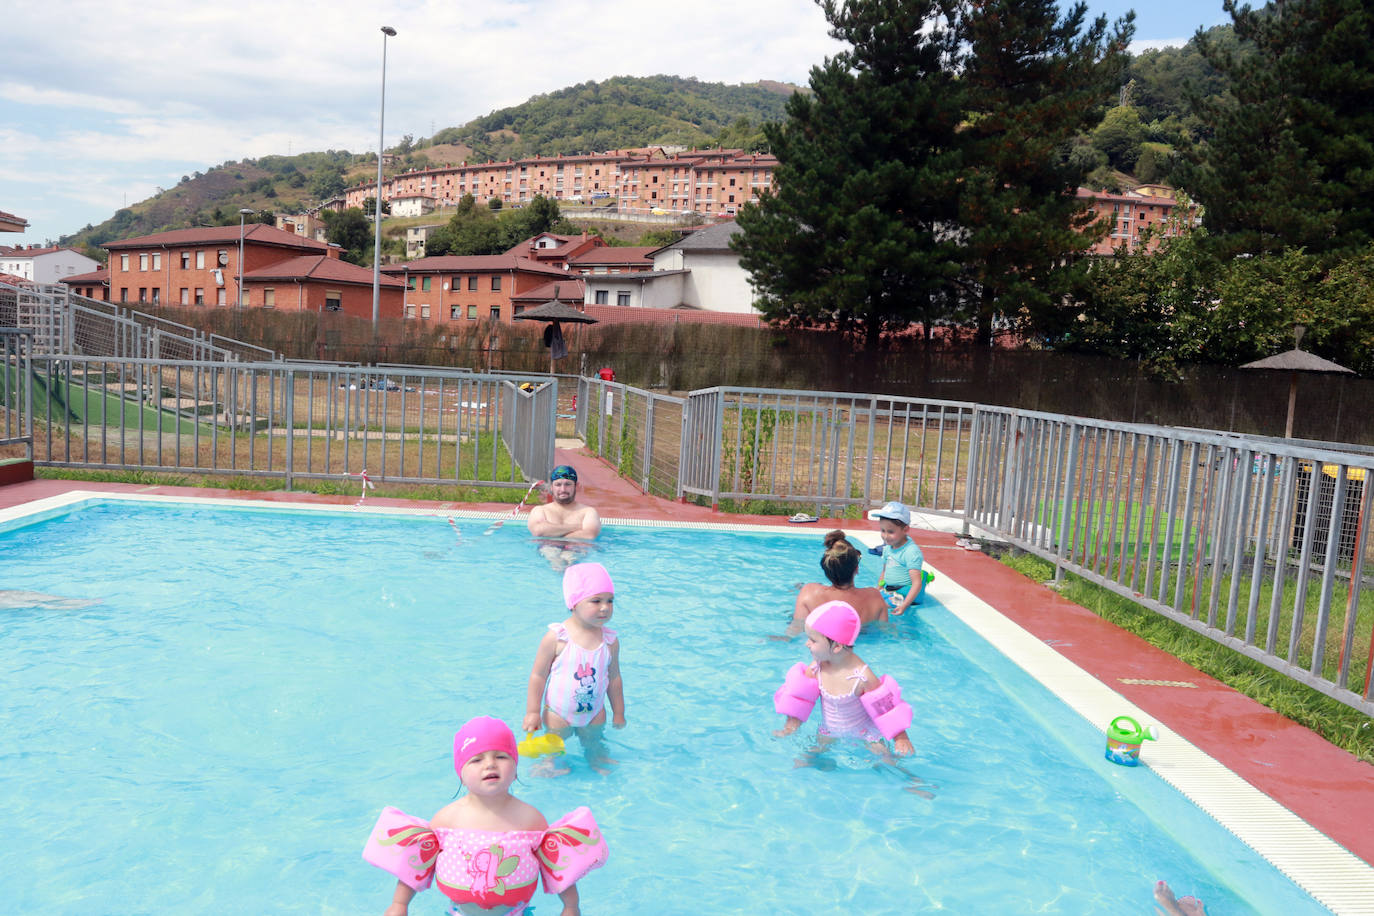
[1240,327,1354,438]
[513,287,599,375]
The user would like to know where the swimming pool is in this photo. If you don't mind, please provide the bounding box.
[0,494,1346,914]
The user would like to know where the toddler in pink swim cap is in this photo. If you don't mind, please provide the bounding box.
[773,600,916,759]
[523,562,626,774]
[365,714,608,916]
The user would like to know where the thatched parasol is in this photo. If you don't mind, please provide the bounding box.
[513,287,598,375]
[1240,328,1354,438]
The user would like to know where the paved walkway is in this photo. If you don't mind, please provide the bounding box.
[3,447,1372,876]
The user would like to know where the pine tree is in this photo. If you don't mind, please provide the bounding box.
[732,0,965,348]
[1178,0,1374,256]
[955,0,1134,345]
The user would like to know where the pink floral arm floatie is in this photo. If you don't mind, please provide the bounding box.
[363,806,608,903]
[362,806,440,891]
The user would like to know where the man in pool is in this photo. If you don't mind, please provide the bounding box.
[527,464,601,569]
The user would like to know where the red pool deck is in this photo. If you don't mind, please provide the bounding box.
[4,450,1372,875]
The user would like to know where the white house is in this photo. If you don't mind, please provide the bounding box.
[581,221,760,314]
[0,244,100,284]
[390,194,438,218]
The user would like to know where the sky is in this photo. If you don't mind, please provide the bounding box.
[1,0,1232,248]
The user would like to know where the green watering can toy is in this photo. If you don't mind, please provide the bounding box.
[1105,715,1158,767]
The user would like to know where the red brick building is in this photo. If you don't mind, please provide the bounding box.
[381,254,572,323]
[104,225,341,308]
[1077,186,1197,254]
[242,255,404,319]
[61,267,110,301]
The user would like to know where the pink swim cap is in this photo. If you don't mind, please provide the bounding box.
[453,716,519,774]
[806,600,861,646]
[563,562,614,609]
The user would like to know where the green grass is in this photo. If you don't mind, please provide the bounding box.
[998,549,1374,764]
[21,367,214,436]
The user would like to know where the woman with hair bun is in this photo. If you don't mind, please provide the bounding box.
[782,530,888,638]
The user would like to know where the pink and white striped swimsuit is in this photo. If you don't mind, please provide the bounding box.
[543,623,617,727]
[817,664,883,741]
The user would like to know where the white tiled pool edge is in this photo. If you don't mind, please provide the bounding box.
[912,546,1374,916]
[7,492,1372,914]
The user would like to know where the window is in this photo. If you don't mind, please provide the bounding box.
[180,288,189,305]
[195,288,204,305]
[728,194,736,203]
[421,304,430,320]
[138,287,147,301]
[120,254,129,271]
[180,252,190,269]
[263,288,275,308]
[490,306,501,321]
[407,277,416,290]
[139,254,148,271]
[195,251,205,269]
[617,291,630,307]
[491,276,501,291]
[421,277,432,291]
[729,178,736,187]
[216,288,226,306]
[150,288,159,303]
[450,305,461,320]
[152,253,161,270]
[468,276,478,291]
[120,288,129,302]
[325,291,342,311]
[405,305,416,319]
[240,289,248,306]
[594,290,608,304]
[467,304,477,319]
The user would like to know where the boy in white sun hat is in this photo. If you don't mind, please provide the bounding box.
[867,501,926,615]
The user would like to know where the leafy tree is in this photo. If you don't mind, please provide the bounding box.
[1091,105,1146,171]
[733,0,966,348]
[362,197,390,217]
[954,0,1134,345]
[321,208,372,263]
[1177,0,1374,256]
[309,166,347,202]
[488,197,503,211]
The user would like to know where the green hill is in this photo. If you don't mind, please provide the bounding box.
[63,75,799,256]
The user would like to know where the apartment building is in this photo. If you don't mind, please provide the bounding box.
[0,244,100,284]
[381,254,572,323]
[1077,186,1197,255]
[275,212,329,242]
[505,232,607,269]
[104,225,353,309]
[344,148,777,218]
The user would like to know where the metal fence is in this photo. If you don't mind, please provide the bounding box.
[1,329,33,457]
[964,407,1374,714]
[0,282,276,362]
[26,355,555,489]
[576,376,687,499]
[673,386,976,516]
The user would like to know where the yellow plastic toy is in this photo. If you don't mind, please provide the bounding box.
[518,732,566,758]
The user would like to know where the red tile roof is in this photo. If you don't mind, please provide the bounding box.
[0,244,79,257]
[383,255,571,278]
[105,224,330,253]
[61,267,110,285]
[0,271,29,285]
[569,246,656,267]
[243,255,405,288]
[582,304,767,327]
[510,278,586,303]
[0,209,28,231]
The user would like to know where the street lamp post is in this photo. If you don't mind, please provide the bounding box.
[372,25,397,334]
[237,207,254,307]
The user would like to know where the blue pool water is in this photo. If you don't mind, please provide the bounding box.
[0,499,1330,914]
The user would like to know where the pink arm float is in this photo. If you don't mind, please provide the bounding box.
[773,661,820,720]
[860,675,914,740]
[537,806,609,893]
[362,806,439,891]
